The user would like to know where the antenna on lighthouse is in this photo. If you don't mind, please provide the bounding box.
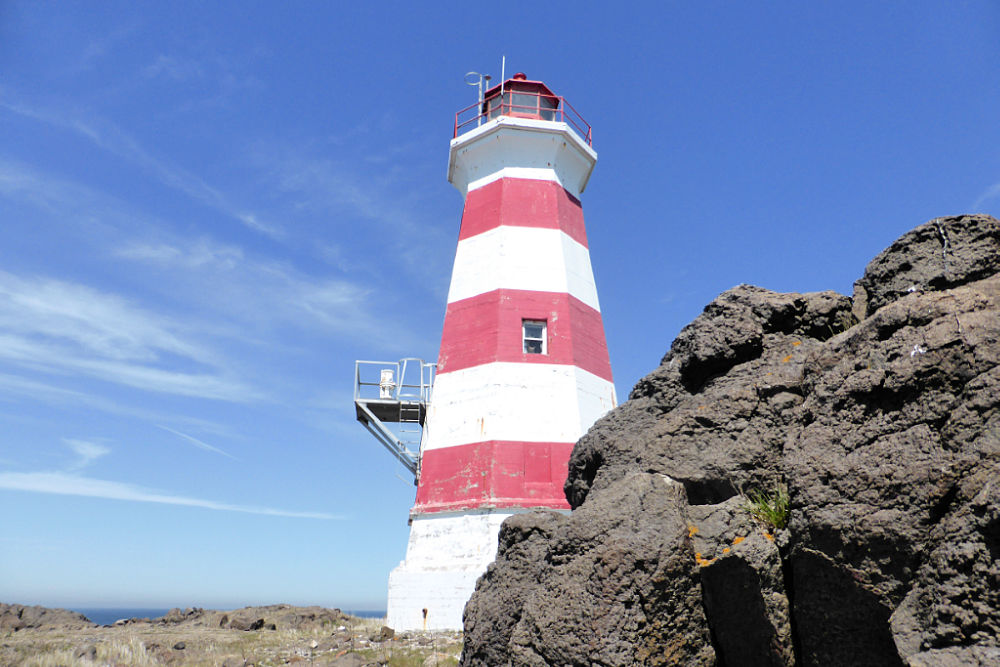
[463,71,491,105]
[464,71,492,127]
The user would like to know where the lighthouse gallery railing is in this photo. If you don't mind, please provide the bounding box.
[454,89,593,146]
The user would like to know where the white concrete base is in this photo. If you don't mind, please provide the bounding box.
[386,508,564,630]
[386,568,483,632]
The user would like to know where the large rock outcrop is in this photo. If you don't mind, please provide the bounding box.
[461,214,1000,666]
[0,603,96,632]
[465,473,716,666]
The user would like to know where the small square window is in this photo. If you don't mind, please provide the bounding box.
[523,319,547,354]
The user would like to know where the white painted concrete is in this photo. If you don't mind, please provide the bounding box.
[466,166,559,193]
[400,511,512,569]
[423,363,617,452]
[386,508,567,631]
[448,117,597,199]
[447,227,600,310]
[386,569,483,631]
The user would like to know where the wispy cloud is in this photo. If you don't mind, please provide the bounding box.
[0,373,234,435]
[157,425,236,460]
[116,239,244,270]
[0,99,280,237]
[247,145,454,285]
[0,270,260,401]
[266,151,424,233]
[62,22,141,75]
[0,270,207,362]
[141,51,263,113]
[0,333,260,401]
[63,438,111,470]
[0,471,336,519]
[972,182,1000,211]
[143,54,205,82]
[0,158,413,351]
[112,237,410,350]
[0,160,267,272]
[0,158,124,237]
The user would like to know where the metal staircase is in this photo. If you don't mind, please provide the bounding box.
[354,358,435,481]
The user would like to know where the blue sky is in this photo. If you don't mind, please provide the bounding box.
[1,2,998,610]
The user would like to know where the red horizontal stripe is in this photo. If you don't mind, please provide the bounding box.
[459,178,588,247]
[414,441,573,513]
[436,289,613,381]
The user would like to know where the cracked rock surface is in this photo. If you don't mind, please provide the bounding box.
[461,214,1000,666]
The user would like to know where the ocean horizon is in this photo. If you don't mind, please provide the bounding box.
[72,607,387,627]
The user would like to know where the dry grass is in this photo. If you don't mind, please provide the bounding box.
[4,633,160,667]
[1,617,463,666]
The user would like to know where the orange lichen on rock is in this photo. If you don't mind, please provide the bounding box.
[694,552,716,567]
[722,547,730,554]
[732,536,746,545]
[688,525,698,538]
[792,340,802,346]
[764,532,775,541]
[782,354,793,363]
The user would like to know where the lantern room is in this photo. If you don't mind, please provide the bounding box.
[453,71,593,147]
[484,72,558,121]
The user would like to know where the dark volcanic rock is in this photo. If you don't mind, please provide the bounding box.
[0,603,96,631]
[905,644,1000,666]
[698,512,795,667]
[161,607,204,625]
[462,214,1000,665]
[463,511,566,666]
[228,616,266,631]
[889,462,1000,659]
[784,269,1000,665]
[853,214,1000,318]
[565,285,852,512]
[207,605,345,632]
[464,473,715,666]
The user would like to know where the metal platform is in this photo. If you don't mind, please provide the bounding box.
[354,398,427,425]
[354,358,435,480]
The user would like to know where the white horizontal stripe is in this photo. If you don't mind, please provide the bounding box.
[401,511,511,568]
[447,226,600,311]
[466,167,560,193]
[423,362,617,452]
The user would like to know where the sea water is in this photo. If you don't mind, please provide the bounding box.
[344,610,386,619]
[72,607,387,626]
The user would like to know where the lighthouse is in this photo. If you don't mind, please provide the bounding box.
[355,73,615,631]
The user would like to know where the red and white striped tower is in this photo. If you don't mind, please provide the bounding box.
[386,73,616,631]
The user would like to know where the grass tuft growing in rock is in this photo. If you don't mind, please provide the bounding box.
[743,484,789,530]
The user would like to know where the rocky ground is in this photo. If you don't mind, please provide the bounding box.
[0,603,461,666]
[462,214,1000,666]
